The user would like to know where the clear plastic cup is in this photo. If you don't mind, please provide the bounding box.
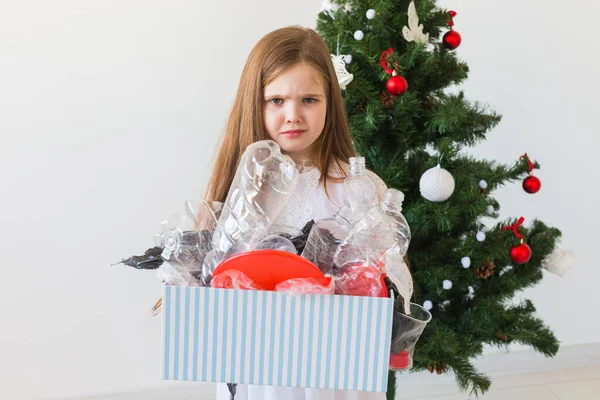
[389,302,432,371]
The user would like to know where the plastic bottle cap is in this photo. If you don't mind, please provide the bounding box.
[389,350,410,369]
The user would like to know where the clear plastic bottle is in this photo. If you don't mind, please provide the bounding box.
[255,234,298,254]
[333,188,411,273]
[300,206,353,274]
[344,156,377,222]
[201,140,298,284]
[155,200,219,286]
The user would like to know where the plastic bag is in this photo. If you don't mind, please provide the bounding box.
[384,250,413,314]
[210,269,264,290]
[334,265,383,297]
[275,276,335,296]
[157,262,193,286]
[113,246,164,270]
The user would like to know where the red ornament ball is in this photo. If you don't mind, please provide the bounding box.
[523,175,541,194]
[510,243,532,264]
[443,30,462,50]
[386,75,408,96]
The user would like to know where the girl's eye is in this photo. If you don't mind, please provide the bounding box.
[269,98,283,105]
[303,98,317,104]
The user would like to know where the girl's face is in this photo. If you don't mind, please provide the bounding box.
[263,62,327,163]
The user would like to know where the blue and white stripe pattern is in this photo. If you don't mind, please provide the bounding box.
[162,286,394,392]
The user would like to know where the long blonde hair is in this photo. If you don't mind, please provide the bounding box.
[203,26,356,206]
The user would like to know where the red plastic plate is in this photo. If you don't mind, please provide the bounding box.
[212,250,329,291]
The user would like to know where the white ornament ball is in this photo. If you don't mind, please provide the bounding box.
[354,30,364,40]
[461,256,471,269]
[344,54,353,64]
[543,248,576,277]
[443,280,453,290]
[476,231,486,242]
[423,300,433,311]
[366,9,376,19]
[419,164,455,202]
[479,179,488,189]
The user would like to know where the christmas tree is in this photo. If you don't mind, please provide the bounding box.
[316,1,564,397]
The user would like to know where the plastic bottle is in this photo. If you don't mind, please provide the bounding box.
[201,140,298,284]
[333,188,411,273]
[344,156,377,222]
[300,206,353,274]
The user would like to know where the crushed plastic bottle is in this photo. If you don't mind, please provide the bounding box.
[201,140,298,284]
[254,235,298,254]
[154,200,222,286]
[300,206,353,274]
[333,188,411,273]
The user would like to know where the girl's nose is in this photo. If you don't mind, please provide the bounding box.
[285,103,302,124]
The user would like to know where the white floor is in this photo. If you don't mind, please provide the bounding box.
[70,344,600,400]
[399,366,600,399]
[80,366,600,400]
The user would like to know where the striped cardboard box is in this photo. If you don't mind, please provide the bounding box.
[161,286,394,392]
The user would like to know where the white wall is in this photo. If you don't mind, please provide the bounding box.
[0,1,596,399]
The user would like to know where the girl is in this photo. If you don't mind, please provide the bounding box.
[203,26,388,400]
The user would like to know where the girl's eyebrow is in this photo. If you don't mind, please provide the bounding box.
[264,93,325,99]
